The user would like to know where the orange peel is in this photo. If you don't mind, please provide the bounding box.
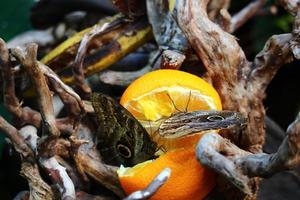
[118,69,221,199]
[118,148,216,200]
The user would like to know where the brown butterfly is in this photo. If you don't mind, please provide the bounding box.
[159,110,247,138]
[91,93,157,167]
[91,93,247,167]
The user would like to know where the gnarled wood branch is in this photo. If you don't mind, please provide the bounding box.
[197,109,300,196]
[124,168,171,200]
[0,39,42,128]
[1,1,300,200]
[174,0,300,199]
[230,0,267,32]
[12,44,60,137]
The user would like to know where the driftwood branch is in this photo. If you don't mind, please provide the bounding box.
[0,116,34,159]
[1,1,300,200]
[10,44,82,199]
[237,111,300,177]
[6,39,123,199]
[249,3,300,93]
[197,110,300,195]
[40,157,76,200]
[20,125,76,200]
[12,44,60,137]
[198,0,267,33]
[278,0,300,14]
[207,0,231,20]
[160,50,186,69]
[250,33,293,92]
[0,39,41,128]
[72,16,124,96]
[196,133,252,194]
[175,0,300,149]
[124,168,171,200]
[99,66,152,86]
[20,162,54,200]
[39,62,86,132]
[175,0,261,153]
[230,0,267,32]
[174,0,300,198]
[0,123,54,200]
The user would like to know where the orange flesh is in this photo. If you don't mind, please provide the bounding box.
[118,69,221,199]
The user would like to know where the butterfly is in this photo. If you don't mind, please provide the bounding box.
[91,93,157,167]
[91,93,247,167]
[158,110,247,138]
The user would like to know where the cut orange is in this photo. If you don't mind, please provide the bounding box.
[118,147,216,200]
[120,69,222,150]
[118,70,221,199]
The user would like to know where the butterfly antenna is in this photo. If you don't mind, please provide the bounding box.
[185,90,192,112]
[166,93,181,112]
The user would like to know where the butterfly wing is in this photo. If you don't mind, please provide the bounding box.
[159,110,247,138]
[91,93,157,167]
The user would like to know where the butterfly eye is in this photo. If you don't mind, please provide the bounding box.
[207,115,225,122]
[117,144,132,158]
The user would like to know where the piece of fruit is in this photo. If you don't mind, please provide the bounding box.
[120,69,222,150]
[119,70,221,199]
[118,147,216,200]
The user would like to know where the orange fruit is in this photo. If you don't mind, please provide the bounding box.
[118,70,221,199]
[120,69,222,150]
[118,147,216,200]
